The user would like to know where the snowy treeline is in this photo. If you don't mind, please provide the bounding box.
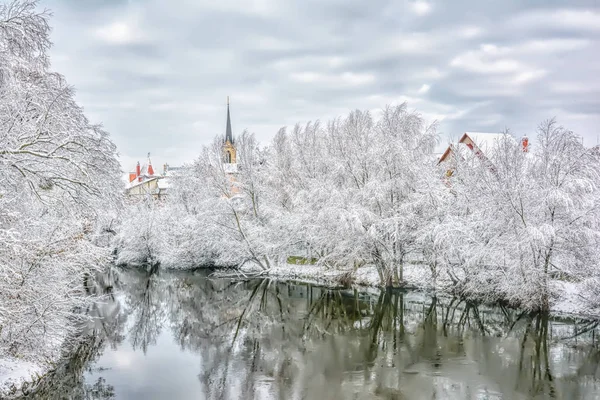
[0,0,122,374]
[435,120,600,310]
[116,105,440,279]
[116,103,600,311]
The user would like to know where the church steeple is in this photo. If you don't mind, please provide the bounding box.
[223,96,237,164]
[225,96,233,144]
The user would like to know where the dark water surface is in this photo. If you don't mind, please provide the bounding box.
[24,267,600,399]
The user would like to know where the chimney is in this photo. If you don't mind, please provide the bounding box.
[147,153,154,176]
[521,136,529,153]
[136,161,141,182]
[128,171,136,183]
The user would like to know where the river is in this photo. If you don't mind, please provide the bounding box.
[20,267,600,399]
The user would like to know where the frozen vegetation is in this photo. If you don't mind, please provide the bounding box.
[116,102,600,317]
[0,1,122,396]
[1,0,600,395]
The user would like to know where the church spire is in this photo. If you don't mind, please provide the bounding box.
[225,96,233,143]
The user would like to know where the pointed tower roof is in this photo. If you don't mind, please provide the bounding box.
[225,96,233,143]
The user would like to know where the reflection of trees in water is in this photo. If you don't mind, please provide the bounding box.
[180,282,600,400]
[83,267,127,352]
[19,271,600,399]
[19,335,117,399]
[18,268,125,399]
[169,278,303,400]
[85,377,115,399]
[513,313,600,399]
[124,265,166,353]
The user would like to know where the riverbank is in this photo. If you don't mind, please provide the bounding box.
[0,268,119,399]
[222,262,600,321]
[0,358,44,398]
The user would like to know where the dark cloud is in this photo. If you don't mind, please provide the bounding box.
[45,0,600,169]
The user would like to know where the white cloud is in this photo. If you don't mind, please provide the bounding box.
[416,68,445,80]
[327,57,345,68]
[392,34,436,54]
[149,102,178,111]
[510,9,600,32]
[480,44,501,54]
[517,38,591,53]
[550,81,600,94]
[290,71,375,86]
[473,38,590,58]
[271,55,347,72]
[418,84,430,94]
[512,69,547,85]
[250,35,295,51]
[290,71,322,83]
[94,21,145,44]
[232,92,267,105]
[458,26,483,39]
[410,1,432,16]
[186,0,281,17]
[450,51,523,74]
[340,72,375,85]
[450,35,587,92]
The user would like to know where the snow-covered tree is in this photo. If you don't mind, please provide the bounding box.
[114,94,600,313]
[0,0,122,367]
[274,105,440,285]
[434,120,600,310]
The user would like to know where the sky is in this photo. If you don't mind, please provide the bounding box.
[43,0,600,171]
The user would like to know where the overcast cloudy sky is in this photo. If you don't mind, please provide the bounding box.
[44,0,599,171]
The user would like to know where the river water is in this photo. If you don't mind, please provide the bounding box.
[23,267,600,399]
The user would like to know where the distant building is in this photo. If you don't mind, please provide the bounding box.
[125,154,169,199]
[438,132,529,177]
[223,96,237,165]
[124,98,240,200]
[222,97,240,196]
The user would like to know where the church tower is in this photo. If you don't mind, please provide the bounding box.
[223,96,236,164]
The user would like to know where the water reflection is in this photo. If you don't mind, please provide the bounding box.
[20,268,600,399]
[125,267,165,354]
[18,268,123,399]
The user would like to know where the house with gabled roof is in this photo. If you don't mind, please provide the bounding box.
[125,154,169,200]
[438,132,529,177]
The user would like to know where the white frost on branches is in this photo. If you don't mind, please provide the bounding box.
[117,105,600,314]
[0,0,122,389]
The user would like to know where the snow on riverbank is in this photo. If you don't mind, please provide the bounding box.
[231,262,600,320]
[0,358,43,398]
[551,281,600,319]
[236,262,439,288]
